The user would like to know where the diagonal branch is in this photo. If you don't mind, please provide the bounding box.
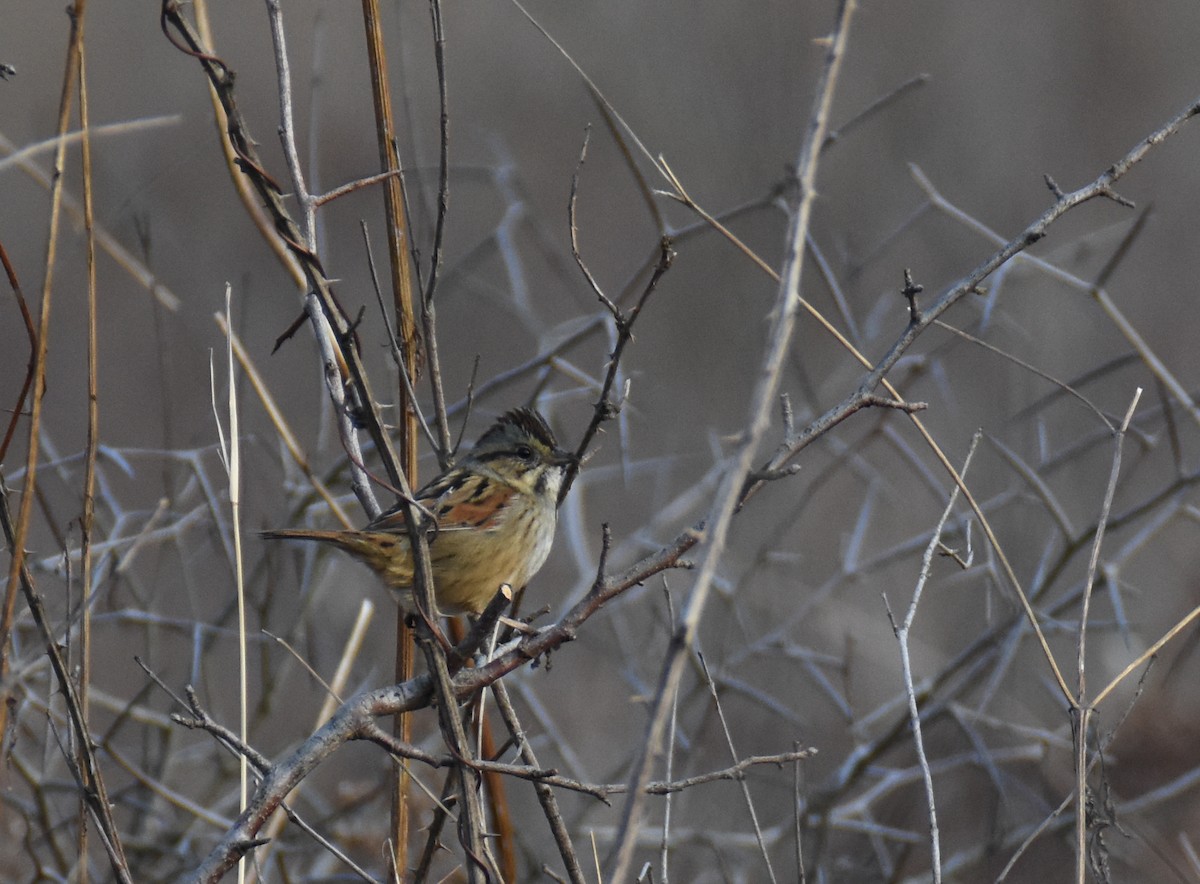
[604,2,858,878]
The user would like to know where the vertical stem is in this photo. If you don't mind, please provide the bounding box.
[1073,390,1141,884]
[0,0,86,763]
[77,19,98,882]
[449,618,519,881]
[360,1,420,874]
[1074,706,1090,884]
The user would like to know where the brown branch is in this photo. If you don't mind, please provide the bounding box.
[0,241,36,464]
[356,2,425,871]
[76,24,100,878]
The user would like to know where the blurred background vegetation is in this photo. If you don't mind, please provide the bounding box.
[3,1,1200,881]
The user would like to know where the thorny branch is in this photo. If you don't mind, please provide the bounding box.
[168,13,1200,882]
[145,2,1200,879]
[563,126,675,502]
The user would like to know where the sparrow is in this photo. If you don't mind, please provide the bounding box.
[263,408,575,615]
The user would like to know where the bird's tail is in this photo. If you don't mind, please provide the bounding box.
[260,528,347,545]
[261,528,412,588]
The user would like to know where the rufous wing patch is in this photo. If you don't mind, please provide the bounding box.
[436,479,516,530]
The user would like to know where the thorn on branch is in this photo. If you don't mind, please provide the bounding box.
[901,268,924,323]
[658,236,677,272]
[271,310,307,353]
[593,523,613,589]
[882,592,898,635]
[780,393,797,446]
[748,464,802,483]
[594,389,625,424]
[861,394,927,414]
[1099,185,1136,209]
[233,837,272,854]
[937,541,971,569]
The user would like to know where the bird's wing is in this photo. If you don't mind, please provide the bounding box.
[368,474,517,534]
[429,475,517,531]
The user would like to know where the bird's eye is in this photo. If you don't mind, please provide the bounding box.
[515,445,535,461]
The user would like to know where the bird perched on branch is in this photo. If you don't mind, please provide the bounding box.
[263,408,576,616]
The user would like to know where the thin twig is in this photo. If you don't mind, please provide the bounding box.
[493,679,587,884]
[884,432,981,883]
[76,25,99,880]
[698,653,778,883]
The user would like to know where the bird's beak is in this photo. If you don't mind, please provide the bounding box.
[551,447,579,469]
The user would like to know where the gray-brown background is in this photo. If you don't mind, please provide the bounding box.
[3,2,1200,880]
